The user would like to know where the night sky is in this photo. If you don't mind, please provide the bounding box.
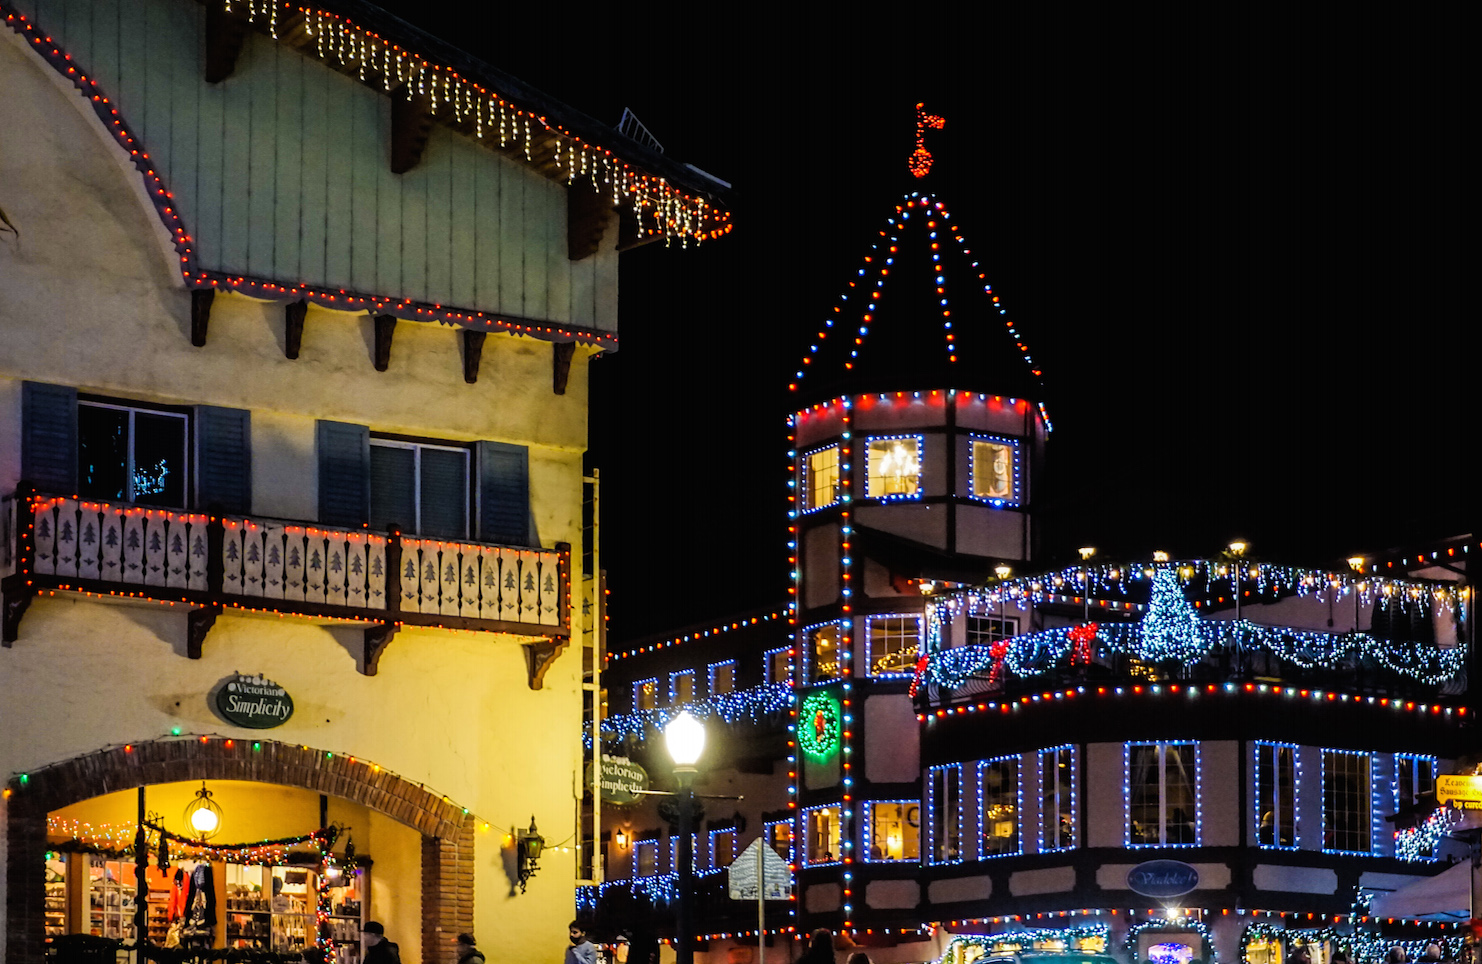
[374,7,1468,641]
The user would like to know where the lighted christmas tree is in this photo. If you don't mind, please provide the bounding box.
[1140,569,1207,663]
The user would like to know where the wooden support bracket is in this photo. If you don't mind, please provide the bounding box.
[552,342,575,395]
[2,583,32,646]
[186,604,221,659]
[284,300,308,359]
[204,4,248,84]
[363,622,400,676]
[567,181,615,260]
[617,207,663,252]
[374,314,396,371]
[462,330,487,384]
[523,638,567,690]
[191,289,215,347]
[390,87,435,174]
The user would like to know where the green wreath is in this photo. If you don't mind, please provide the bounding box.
[799,692,840,757]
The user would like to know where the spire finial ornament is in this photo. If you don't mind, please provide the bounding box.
[909,103,946,178]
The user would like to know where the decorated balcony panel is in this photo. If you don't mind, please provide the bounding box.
[4,491,569,676]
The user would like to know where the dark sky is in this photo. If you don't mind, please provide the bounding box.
[375,6,1468,641]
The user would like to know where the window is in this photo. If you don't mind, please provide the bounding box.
[766,820,793,860]
[669,834,697,874]
[1322,749,1372,854]
[865,436,922,499]
[967,614,1018,647]
[1039,745,1077,852]
[802,445,841,511]
[970,436,1022,506]
[670,671,695,705]
[709,661,736,696]
[709,828,738,869]
[807,623,842,682]
[1255,742,1298,849]
[803,806,841,865]
[979,756,1021,857]
[634,679,659,712]
[765,648,792,684]
[927,765,964,864]
[370,438,470,539]
[867,615,921,676]
[865,801,920,861]
[1126,742,1200,847]
[77,401,190,509]
[633,838,658,878]
[1396,753,1437,815]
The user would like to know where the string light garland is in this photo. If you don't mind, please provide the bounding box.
[937,923,1109,963]
[1123,917,1217,964]
[1394,805,1461,861]
[606,610,787,663]
[592,682,794,745]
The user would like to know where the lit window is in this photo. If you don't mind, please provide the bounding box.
[865,801,920,861]
[766,820,793,860]
[78,401,189,509]
[927,765,964,864]
[802,445,841,511]
[669,834,696,873]
[709,661,736,696]
[1322,749,1372,854]
[710,828,738,869]
[1396,753,1437,815]
[803,806,841,865]
[765,648,792,684]
[979,756,1020,857]
[867,615,921,676]
[1126,742,1200,847]
[807,623,842,682]
[1039,745,1077,852]
[633,838,658,878]
[865,436,922,499]
[370,438,470,539]
[967,615,1017,647]
[970,436,1021,505]
[670,671,695,705]
[634,679,659,712]
[1255,742,1298,849]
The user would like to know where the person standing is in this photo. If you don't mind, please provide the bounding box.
[565,921,598,964]
[361,922,400,964]
[797,928,836,964]
[455,934,485,964]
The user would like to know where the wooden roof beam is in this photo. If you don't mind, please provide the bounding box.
[204,4,248,84]
[567,180,616,260]
[390,87,435,174]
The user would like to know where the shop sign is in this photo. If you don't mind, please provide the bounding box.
[1437,774,1482,810]
[1127,859,1199,898]
[213,674,294,728]
[588,755,648,805]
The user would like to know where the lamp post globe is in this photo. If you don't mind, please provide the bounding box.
[663,711,706,964]
[665,710,706,771]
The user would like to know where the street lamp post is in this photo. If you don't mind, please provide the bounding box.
[665,712,706,964]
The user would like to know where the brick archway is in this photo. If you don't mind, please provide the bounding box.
[5,738,474,964]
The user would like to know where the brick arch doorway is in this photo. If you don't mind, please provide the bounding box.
[5,738,474,964]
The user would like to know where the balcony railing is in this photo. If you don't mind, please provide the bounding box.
[3,488,568,674]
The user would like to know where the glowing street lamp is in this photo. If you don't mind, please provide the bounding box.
[664,712,707,964]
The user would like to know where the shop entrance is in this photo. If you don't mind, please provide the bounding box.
[6,738,474,964]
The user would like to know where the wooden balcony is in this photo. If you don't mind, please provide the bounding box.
[1,488,569,683]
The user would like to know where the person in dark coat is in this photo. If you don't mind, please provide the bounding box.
[454,933,484,964]
[361,921,400,964]
[796,928,835,964]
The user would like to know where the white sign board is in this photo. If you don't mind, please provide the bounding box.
[728,838,791,901]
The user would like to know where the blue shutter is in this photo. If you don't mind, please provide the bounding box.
[21,381,78,493]
[317,421,369,528]
[477,441,530,546]
[195,405,252,513]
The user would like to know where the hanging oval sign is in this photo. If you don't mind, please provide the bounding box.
[585,755,649,806]
[1127,859,1199,898]
[214,674,295,728]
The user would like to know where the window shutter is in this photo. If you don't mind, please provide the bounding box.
[476,440,530,546]
[419,447,468,540]
[317,421,369,528]
[21,381,78,493]
[195,405,252,514]
[369,444,416,533]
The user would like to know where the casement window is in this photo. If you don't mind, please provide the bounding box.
[867,614,921,677]
[22,382,251,514]
[369,438,470,540]
[806,623,842,682]
[927,764,965,864]
[633,838,658,878]
[865,436,922,499]
[634,679,659,712]
[709,827,738,869]
[970,436,1022,506]
[765,820,793,860]
[765,648,792,684]
[865,801,920,862]
[669,834,697,873]
[1126,742,1200,847]
[1039,745,1077,852]
[316,420,531,545]
[1395,753,1437,814]
[709,661,736,696]
[803,806,841,865]
[670,670,696,705]
[966,614,1017,647]
[979,756,1021,857]
[801,444,842,511]
[1322,749,1372,854]
[1255,742,1298,849]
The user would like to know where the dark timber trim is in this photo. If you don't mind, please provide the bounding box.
[462,330,486,384]
[203,4,248,84]
[363,622,399,676]
[186,604,221,659]
[190,289,215,347]
[568,181,615,260]
[390,87,435,174]
[285,300,308,359]
[553,342,576,395]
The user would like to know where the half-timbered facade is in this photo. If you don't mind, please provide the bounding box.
[0,1,730,961]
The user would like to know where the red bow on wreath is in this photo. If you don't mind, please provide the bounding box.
[1068,622,1099,665]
